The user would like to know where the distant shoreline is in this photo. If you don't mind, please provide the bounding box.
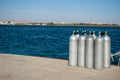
[0,21,120,27]
[0,24,120,27]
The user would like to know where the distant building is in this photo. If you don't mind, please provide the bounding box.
[0,21,3,25]
[1,21,15,25]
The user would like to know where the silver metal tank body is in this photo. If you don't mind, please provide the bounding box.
[85,31,94,68]
[74,30,80,64]
[69,31,78,66]
[78,31,86,67]
[103,31,111,68]
[94,32,104,70]
[91,31,96,68]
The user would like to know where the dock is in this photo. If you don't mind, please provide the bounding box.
[0,53,120,80]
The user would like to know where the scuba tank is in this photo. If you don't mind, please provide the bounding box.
[69,30,78,66]
[78,31,86,67]
[103,31,111,68]
[85,31,94,68]
[94,32,104,70]
[91,31,96,68]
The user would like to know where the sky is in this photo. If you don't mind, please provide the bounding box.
[0,0,120,24]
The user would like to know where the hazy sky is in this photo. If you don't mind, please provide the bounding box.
[0,0,120,24]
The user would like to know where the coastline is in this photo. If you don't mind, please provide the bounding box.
[0,24,120,27]
[0,21,120,27]
[0,53,120,80]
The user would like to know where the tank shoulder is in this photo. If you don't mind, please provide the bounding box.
[103,36,110,40]
[70,35,77,40]
[86,36,94,40]
[76,34,80,38]
[96,36,104,41]
[79,35,86,39]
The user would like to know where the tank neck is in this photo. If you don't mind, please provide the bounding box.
[89,31,92,36]
[104,31,108,36]
[84,33,86,36]
[82,31,85,35]
[98,32,101,37]
[73,31,75,35]
[93,31,95,35]
[84,30,86,35]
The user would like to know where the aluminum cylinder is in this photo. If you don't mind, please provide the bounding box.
[103,31,111,68]
[78,31,86,67]
[91,31,96,68]
[94,32,104,70]
[85,31,94,68]
[69,31,78,66]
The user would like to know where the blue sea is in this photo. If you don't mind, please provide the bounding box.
[0,25,120,64]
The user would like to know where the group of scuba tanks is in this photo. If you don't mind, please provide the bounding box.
[69,30,111,70]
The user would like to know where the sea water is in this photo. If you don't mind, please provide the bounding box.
[0,25,120,64]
